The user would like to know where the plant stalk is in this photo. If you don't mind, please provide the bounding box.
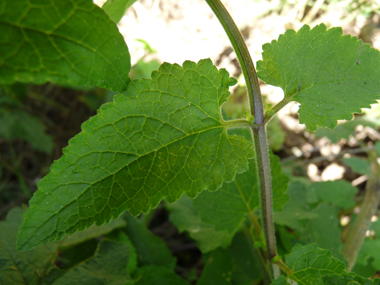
[205,0,277,261]
[204,0,263,122]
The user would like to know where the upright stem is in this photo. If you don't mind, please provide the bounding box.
[205,0,277,259]
[252,125,277,258]
[204,0,263,122]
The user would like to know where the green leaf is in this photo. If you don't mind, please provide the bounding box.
[17,59,254,251]
[124,213,176,270]
[0,0,131,91]
[134,266,189,285]
[166,195,234,253]
[59,216,126,248]
[257,24,380,131]
[42,239,133,285]
[343,157,372,176]
[0,110,53,153]
[193,151,289,234]
[276,244,378,284]
[197,232,261,285]
[307,180,358,209]
[102,0,137,23]
[0,207,59,285]
[274,181,317,231]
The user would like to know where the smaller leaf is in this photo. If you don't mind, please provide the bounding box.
[276,244,378,284]
[307,180,358,209]
[197,232,261,285]
[274,181,317,231]
[0,110,53,153]
[343,157,372,176]
[134,266,189,285]
[284,244,345,284]
[124,214,176,270]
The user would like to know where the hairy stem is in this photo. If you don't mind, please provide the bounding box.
[205,0,277,262]
[204,0,263,122]
[252,125,277,258]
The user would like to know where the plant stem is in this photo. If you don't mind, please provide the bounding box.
[205,0,277,261]
[204,0,263,122]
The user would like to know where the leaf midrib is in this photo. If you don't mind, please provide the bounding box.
[20,121,252,250]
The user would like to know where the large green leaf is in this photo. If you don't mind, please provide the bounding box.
[274,243,376,285]
[17,59,254,251]
[0,0,131,91]
[257,24,380,131]
[166,195,234,253]
[193,151,289,234]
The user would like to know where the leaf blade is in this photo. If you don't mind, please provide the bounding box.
[257,24,380,131]
[0,0,131,91]
[17,59,254,251]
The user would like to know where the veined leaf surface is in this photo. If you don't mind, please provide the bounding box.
[257,24,380,131]
[17,59,254,251]
[0,0,131,91]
